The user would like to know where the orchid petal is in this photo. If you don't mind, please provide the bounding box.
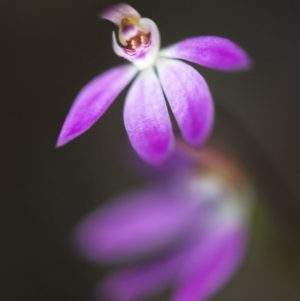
[112,18,160,70]
[97,252,183,301]
[56,65,137,147]
[157,59,214,145]
[124,68,174,165]
[160,36,252,71]
[171,225,248,301]
[99,3,140,26]
[74,187,198,263]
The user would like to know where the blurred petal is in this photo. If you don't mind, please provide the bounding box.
[97,252,183,301]
[56,65,137,147]
[123,140,192,180]
[112,18,160,70]
[157,59,214,145]
[160,36,252,71]
[99,3,140,25]
[124,68,174,165]
[74,187,198,263]
[171,225,248,301]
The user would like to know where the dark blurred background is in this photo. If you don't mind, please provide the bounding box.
[1,0,300,300]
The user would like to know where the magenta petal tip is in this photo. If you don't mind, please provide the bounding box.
[55,136,68,148]
[56,65,137,148]
[124,68,174,166]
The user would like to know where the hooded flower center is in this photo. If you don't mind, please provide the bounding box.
[118,17,151,56]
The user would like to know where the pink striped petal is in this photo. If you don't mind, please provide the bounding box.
[171,225,248,301]
[73,187,198,263]
[99,3,140,26]
[124,68,174,165]
[157,59,214,145]
[56,65,137,147]
[160,36,252,71]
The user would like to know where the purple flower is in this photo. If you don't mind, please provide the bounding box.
[73,148,253,301]
[57,3,251,164]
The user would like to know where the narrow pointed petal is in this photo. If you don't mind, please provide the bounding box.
[74,187,198,263]
[157,59,214,145]
[56,65,137,147]
[99,3,140,26]
[124,68,174,165]
[160,36,252,71]
[171,225,248,301]
[97,252,183,301]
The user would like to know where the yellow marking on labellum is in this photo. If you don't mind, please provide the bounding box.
[118,17,150,51]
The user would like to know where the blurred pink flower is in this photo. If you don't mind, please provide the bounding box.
[56,3,251,165]
[74,158,253,301]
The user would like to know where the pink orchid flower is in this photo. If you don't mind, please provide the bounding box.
[57,3,251,165]
[74,148,253,301]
